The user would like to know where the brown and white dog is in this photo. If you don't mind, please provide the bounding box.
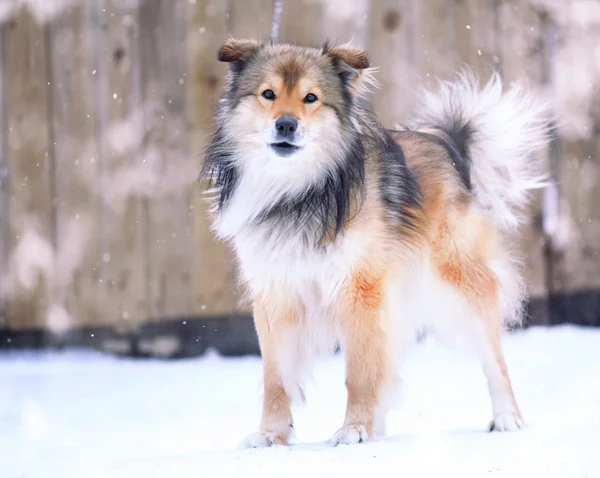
[200,38,551,447]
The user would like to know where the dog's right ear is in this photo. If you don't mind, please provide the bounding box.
[217,38,260,63]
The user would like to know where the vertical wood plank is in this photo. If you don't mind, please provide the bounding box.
[95,0,149,329]
[497,1,544,84]
[0,30,7,330]
[3,7,54,329]
[453,0,498,79]
[189,0,241,315]
[544,1,600,326]
[413,0,456,87]
[368,0,415,127]
[139,0,194,321]
[498,1,550,324]
[554,139,600,291]
[49,0,103,328]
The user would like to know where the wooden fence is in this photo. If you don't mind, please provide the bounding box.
[0,0,599,343]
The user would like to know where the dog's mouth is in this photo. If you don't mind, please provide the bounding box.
[270,142,301,157]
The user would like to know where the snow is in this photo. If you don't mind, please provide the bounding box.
[2,325,600,477]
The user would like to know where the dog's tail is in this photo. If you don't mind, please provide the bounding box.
[411,70,553,233]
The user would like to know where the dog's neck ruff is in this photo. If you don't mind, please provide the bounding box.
[204,136,367,248]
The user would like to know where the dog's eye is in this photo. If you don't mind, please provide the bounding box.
[303,93,318,104]
[261,89,276,100]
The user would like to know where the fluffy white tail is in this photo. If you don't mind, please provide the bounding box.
[412,70,553,232]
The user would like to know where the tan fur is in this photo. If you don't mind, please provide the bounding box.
[252,296,297,445]
[259,77,324,121]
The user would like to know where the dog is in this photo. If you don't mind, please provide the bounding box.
[199,38,551,447]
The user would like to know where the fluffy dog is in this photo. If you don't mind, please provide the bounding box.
[200,38,551,447]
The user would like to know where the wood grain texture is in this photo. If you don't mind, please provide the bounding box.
[189,0,242,315]
[0,30,7,331]
[551,136,600,294]
[498,1,550,323]
[139,0,194,321]
[413,0,456,87]
[94,0,149,330]
[453,0,498,79]
[3,8,54,329]
[368,0,415,127]
[49,0,104,328]
[545,1,600,308]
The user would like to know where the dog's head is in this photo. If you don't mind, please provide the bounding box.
[203,39,379,240]
[214,39,375,173]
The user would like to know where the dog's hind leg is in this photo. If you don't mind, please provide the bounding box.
[431,216,524,432]
[477,317,523,431]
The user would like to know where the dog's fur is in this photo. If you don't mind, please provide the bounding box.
[200,38,552,447]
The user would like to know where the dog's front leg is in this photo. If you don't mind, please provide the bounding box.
[330,270,391,445]
[242,295,300,448]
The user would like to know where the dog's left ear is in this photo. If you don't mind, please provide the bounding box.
[327,44,370,71]
[217,38,260,63]
[324,42,375,94]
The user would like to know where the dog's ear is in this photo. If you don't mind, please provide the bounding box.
[324,42,376,95]
[218,38,260,63]
[326,44,370,71]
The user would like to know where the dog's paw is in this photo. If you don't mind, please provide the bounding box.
[240,430,289,448]
[329,424,369,446]
[488,413,524,432]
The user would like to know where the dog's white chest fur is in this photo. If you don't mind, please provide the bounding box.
[211,162,368,308]
[232,224,355,307]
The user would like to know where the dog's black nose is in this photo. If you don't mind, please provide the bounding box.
[275,116,298,139]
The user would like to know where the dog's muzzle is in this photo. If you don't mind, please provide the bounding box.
[271,115,301,157]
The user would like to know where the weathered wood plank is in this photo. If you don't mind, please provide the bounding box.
[94,0,149,330]
[497,1,544,83]
[550,129,600,325]
[368,0,415,127]
[139,0,194,321]
[498,1,551,324]
[48,0,103,329]
[0,31,7,331]
[552,138,600,293]
[189,0,242,316]
[3,7,54,329]
[544,2,600,326]
[453,0,498,79]
[413,0,456,87]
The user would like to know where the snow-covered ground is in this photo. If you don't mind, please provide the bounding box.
[2,325,599,478]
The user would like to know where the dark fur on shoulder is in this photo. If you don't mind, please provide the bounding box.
[380,132,424,237]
